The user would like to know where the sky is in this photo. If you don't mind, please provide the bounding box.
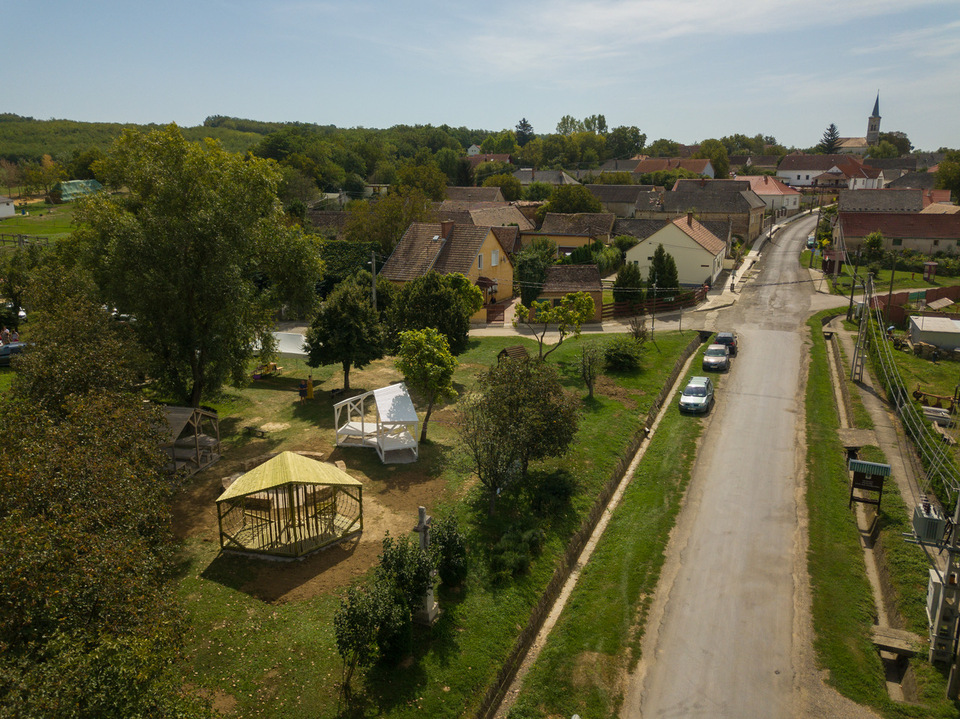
[5,0,959,152]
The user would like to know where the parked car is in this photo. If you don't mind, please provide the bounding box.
[679,376,714,414]
[0,342,27,367]
[714,331,738,356]
[702,344,730,372]
[806,234,816,249]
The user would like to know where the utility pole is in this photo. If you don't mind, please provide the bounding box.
[885,250,900,325]
[846,250,862,322]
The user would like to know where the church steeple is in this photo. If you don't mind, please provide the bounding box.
[867,92,881,145]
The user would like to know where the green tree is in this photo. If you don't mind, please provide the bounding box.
[935,151,960,202]
[397,163,448,200]
[818,123,841,154]
[482,172,523,201]
[0,274,210,718]
[0,243,45,325]
[75,125,323,407]
[305,277,383,390]
[579,344,603,399]
[343,187,434,255]
[395,328,458,442]
[544,184,602,214]
[479,131,519,156]
[387,271,483,355]
[867,140,898,159]
[514,291,596,360]
[515,118,535,147]
[523,181,554,202]
[583,114,608,135]
[879,131,912,156]
[647,244,678,297]
[556,115,585,135]
[513,238,556,305]
[612,262,644,303]
[693,138,730,179]
[473,160,514,186]
[647,138,681,157]
[430,514,468,587]
[605,126,646,160]
[457,357,580,514]
[0,158,21,197]
[861,231,885,261]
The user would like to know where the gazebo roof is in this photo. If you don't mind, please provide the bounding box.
[218,451,361,502]
[373,383,419,423]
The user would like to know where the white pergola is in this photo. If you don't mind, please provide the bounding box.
[333,383,419,463]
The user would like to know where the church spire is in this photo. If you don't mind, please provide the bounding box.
[866,92,881,146]
[872,92,880,118]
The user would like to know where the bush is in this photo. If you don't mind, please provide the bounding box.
[431,514,468,588]
[490,526,546,583]
[604,335,643,371]
[528,470,577,514]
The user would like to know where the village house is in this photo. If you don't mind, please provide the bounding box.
[512,168,580,187]
[434,200,534,231]
[520,212,616,255]
[379,221,514,321]
[624,213,726,288]
[585,184,661,218]
[835,212,960,255]
[733,175,801,214]
[838,188,924,214]
[537,265,604,322]
[633,157,715,178]
[636,179,765,241]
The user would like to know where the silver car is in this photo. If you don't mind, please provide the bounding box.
[679,376,714,414]
[702,344,730,372]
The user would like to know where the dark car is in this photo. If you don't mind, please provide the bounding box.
[0,342,26,367]
[714,331,738,356]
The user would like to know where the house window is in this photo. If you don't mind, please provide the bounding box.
[478,253,483,270]
[805,175,810,180]
[892,238,902,247]
[491,249,499,267]
[933,240,940,247]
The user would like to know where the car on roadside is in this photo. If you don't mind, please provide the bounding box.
[806,234,816,249]
[0,342,27,367]
[714,331,738,356]
[702,344,730,372]
[679,376,714,414]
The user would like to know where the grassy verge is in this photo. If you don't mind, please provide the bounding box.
[0,201,74,240]
[836,339,874,430]
[176,330,699,718]
[797,253,960,296]
[506,365,703,718]
[806,312,958,717]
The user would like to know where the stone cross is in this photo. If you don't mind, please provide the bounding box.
[413,506,439,626]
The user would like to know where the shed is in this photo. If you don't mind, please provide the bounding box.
[51,179,103,203]
[908,316,960,351]
[333,383,420,463]
[497,345,530,365]
[216,452,363,558]
[162,406,221,478]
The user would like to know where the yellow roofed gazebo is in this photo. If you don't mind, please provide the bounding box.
[216,452,363,558]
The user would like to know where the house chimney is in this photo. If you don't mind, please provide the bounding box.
[763,175,768,184]
[440,220,454,238]
[700,178,706,188]
[687,212,693,226]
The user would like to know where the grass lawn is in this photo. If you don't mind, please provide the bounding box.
[0,201,75,241]
[175,329,700,718]
[799,251,960,297]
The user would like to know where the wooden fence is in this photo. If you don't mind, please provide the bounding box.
[0,234,51,247]
[475,330,710,719]
[601,285,708,321]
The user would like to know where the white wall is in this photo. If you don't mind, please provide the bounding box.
[625,224,723,287]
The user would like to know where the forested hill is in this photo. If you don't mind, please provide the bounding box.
[0,113,266,162]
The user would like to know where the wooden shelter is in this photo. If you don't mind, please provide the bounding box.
[333,383,420,463]
[216,452,363,559]
[162,406,221,478]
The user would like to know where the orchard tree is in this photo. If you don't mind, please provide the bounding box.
[305,278,383,390]
[395,328,458,442]
[75,124,323,406]
[514,291,595,360]
[818,123,841,154]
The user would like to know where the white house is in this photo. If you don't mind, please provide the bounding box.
[734,175,801,213]
[625,214,726,287]
[0,196,15,220]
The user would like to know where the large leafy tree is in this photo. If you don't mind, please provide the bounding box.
[935,150,960,202]
[305,277,383,390]
[482,172,522,201]
[544,184,602,214]
[395,328,458,442]
[387,271,482,355]
[396,163,448,201]
[513,238,557,305]
[343,187,434,255]
[606,126,646,160]
[515,118,535,147]
[0,271,210,717]
[514,291,595,360]
[693,138,730,179]
[457,358,580,515]
[75,124,322,407]
[818,123,841,154]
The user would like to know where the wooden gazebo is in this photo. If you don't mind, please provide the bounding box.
[216,452,363,559]
[161,406,221,478]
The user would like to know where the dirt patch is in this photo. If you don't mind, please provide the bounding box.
[595,375,641,409]
[259,422,290,432]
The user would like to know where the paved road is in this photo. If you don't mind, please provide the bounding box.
[622,215,839,718]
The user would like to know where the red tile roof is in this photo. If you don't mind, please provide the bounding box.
[839,212,960,240]
[670,215,726,256]
[733,175,800,197]
[381,222,493,281]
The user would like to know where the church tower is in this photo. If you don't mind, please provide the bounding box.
[866,92,881,146]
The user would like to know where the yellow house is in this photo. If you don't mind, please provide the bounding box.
[380,221,514,322]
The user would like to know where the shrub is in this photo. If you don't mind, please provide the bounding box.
[490,526,546,583]
[431,514,468,588]
[605,335,643,371]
